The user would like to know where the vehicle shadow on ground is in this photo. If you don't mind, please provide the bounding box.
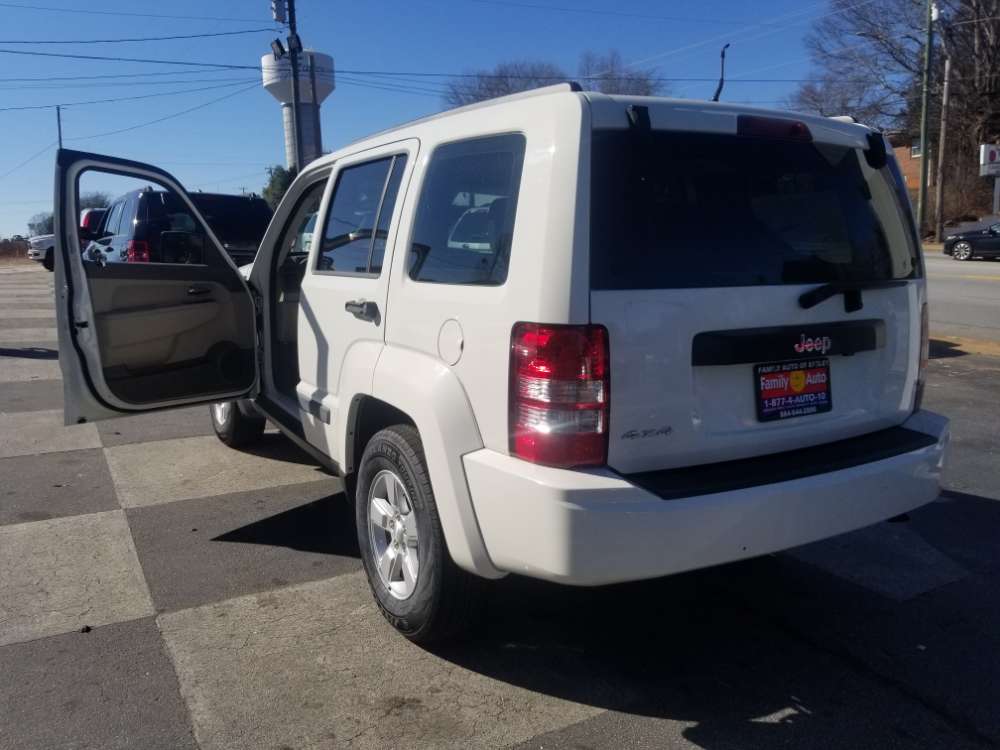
[234,432,331,469]
[0,346,57,360]
[929,339,969,359]
[213,490,359,558]
[426,490,1000,749]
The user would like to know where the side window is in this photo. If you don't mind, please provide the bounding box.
[370,155,407,273]
[119,195,138,237]
[277,178,327,262]
[315,154,406,275]
[408,134,525,285]
[102,202,124,238]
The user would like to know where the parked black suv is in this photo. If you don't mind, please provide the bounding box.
[83,188,272,266]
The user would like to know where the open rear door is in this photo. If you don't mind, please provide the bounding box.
[54,149,258,424]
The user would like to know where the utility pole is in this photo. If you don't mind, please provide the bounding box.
[934,53,951,242]
[916,0,936,236]
[55,105,62,149]
[308,54,323,157]
[286,0,303,173]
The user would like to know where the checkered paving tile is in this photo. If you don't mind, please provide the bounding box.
[0,262,994,749]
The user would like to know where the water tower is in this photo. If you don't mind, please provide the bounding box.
[261,50,335,169]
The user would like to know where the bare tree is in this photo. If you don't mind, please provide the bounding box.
[792,0,1000,219]
[444,50,667,106]
[578,49,665,96]
[444,61,569,107]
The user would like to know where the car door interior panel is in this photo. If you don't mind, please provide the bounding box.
[61,152,258,410]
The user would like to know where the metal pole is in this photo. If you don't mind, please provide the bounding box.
[934,54,951,242]
[55,105,62,149]
[308,54,322,158]
[287,0,303,172]
[994,176,1000,216]
[916,0,935,235]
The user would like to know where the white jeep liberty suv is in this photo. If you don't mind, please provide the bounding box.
[53,84,949,643]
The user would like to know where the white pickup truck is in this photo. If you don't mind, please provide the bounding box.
[52,85,949,643]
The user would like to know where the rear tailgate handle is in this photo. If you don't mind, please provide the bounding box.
[345,299,380,323]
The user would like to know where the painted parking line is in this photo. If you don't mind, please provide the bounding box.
[0,510,154,647]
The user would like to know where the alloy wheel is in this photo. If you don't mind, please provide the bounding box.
[953,242,973,260]
[367,469,419,599]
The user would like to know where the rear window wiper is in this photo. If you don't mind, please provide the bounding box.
[799,279,909,312]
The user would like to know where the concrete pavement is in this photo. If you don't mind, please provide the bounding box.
[1,261,999,749]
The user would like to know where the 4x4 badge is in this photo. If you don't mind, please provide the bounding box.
[621,426,673,440]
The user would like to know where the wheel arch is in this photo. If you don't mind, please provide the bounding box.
[347,346,504,580]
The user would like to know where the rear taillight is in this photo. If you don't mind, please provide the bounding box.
[509,322,609,468]
[914,302,929,410]
[125,240,150,263]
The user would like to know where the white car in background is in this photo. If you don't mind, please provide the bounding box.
[27,233,54,263]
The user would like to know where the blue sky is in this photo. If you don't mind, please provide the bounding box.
[0,0,826,237]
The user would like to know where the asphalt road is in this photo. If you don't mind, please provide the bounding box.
[1,260,999,750]
[926,251,1000,346]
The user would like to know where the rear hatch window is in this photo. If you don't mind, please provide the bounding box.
[188,194,273,249]
[590,129,919,291]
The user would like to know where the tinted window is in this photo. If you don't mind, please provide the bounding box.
[119,195,138,237]
[102,201,124,237]
[370,156,407,273]
[590,130,920,290]
[137,191,211,265]
[189,194,273,247]
[317,158,392,274]
[408,134,525,285]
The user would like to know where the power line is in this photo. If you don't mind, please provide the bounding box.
[0,28,277,45]
[0,1,271,23]
[466,0,821,27]
[0,69,253,82]
[0,77,257,91]
[0,141,57,180]
[0,79,258,111]
[67,82,260,141]
[0,48,260,69]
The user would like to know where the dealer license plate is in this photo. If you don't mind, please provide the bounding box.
[754,358,832,422]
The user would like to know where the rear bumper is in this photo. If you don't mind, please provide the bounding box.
[464,410,949,586]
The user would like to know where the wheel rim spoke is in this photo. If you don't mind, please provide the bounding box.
[403,513,418,547]
[370,497,394,531]
[401,548,419,587]
[377,547,396,581]
[385,474,398,509]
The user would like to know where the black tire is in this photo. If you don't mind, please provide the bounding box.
[210,400,265,448]
[42,248,54,272]
[355,424,483,644]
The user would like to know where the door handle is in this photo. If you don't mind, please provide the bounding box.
[345,299,380,323]
[187,285,212,296]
